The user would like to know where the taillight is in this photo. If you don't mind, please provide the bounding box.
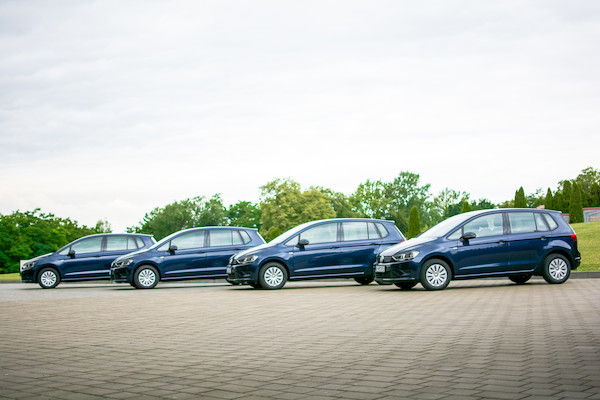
[571,233,577,242]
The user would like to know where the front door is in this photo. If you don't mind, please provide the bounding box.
[454,213,512,277]
[290,222,341,278]
[60,236,106,280]
[160,230,207,280]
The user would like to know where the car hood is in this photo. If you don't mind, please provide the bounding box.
[26,253,54,263]
[380,236,436,256]
[234,242,276,259]
[114,248,151,263]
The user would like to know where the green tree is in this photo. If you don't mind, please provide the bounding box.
[259,179,336,239]
[95,219,112,233]
[430,188,470,223]
[514,187,527,208]
[569,182,584,223]
[352,171,431,229]
[228,201,261,229]
[562,180,572,212]
[0,209,97,273]
[544,188,553,210]
[132,194,228,240]
[407,206,421,239]
[553,191,564,212]
[590,182,600,207]
[316,188,358,218]
[575,167,600,206]
[461,200,472,213]
[526,188,545,208]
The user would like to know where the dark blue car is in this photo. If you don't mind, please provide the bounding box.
[375,208,581,290]
[111,227,265,289]
[20,233,156,288]
[227,218,405,289]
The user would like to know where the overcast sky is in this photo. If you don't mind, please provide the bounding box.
[1,0,599,232]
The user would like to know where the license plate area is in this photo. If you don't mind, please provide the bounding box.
[375,264,386,273]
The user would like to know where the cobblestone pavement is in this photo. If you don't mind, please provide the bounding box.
[1,278,599,399]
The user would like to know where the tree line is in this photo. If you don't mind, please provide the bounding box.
[1,167,598,274]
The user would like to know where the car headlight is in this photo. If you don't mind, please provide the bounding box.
[20,261,35,272]
[236,254,258,265]
[113,259,133,268]
[392,251,419,262]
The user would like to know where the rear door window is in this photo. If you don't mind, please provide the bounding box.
[508,212,536,234]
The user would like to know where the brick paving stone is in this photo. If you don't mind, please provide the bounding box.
[1,279,599,399]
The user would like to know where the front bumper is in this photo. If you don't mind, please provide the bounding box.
[110,267,130,283]
[226,263,258,284]
[20,269,35,283]
[374,261,419,284]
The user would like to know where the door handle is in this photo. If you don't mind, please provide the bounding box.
[541,236,547,241]
[498,240,506,244]
[331,246,340,249]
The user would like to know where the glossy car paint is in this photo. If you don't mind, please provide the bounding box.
[19,234,156,287]
[227,218,405,287]
[375,209,581,289]
[110,227,265,286]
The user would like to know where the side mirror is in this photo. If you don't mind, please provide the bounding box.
[68,249,76,258]
[461,232,476,241]
[168,244,178,253]
[297,238,309,248]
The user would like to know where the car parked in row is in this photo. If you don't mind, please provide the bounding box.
[374,209,581,290]
[111,227,265,289]
[20,233,156,288]
[227,218,405,289]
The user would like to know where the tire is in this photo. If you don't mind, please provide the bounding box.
[258,262,288,290]
[419,259,451,290]
[134,265,159,289]
[354,275,374,285]
[394,282,417,290]
[509,274,532,284]
[38,268,60,289]
[542,254,571,284]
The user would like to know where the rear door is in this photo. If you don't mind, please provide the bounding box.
[289,222,341,278]
[205,230,248,278]
[506,212,547,272]
[102,236,142,277]
[338,221,384,277]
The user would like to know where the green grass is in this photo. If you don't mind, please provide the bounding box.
[571,221,600,272]
[0,273,20,281]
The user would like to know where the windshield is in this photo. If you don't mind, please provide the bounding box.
[419,213,475,239]
[268,220,325,244]
[148,230,188,249]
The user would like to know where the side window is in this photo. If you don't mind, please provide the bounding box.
[71,237,103,254]
[210,230,234,247]
[543,213,559,230]
[508,212,536,234]
[368,223,381,239]
[106,236,129,251]
[239,231,251,244]
[128,237,139,249]
[299,223,338,245]
[447,229,462,240]
[135,237,145,248]
[534,213,550,232]
[171,231,206,250]
[375,223,389,238]
[342,222,369,241]
[462,214,504,238]
[233,231,244,245]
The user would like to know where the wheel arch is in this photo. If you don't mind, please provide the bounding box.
[259,258,290,277]
[134,263,162,281]
[35,264,60,280]
[539,249,573,273]
[421,254,455,278]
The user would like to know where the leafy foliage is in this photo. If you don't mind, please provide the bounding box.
[514,187,527,208]
[0,209,98,273]
[407,206,421,239]
[569,183,584,223]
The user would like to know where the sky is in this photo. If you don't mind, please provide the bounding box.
[1,0,599,232]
